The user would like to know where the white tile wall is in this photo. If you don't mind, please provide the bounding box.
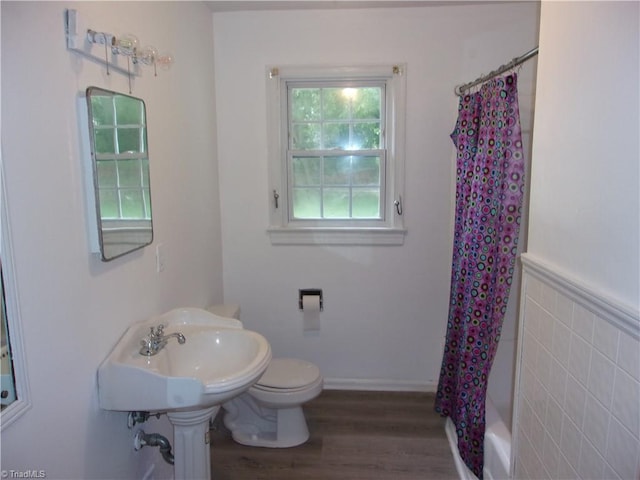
[514,256,640,480]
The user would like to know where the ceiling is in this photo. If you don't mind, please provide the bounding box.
[205,1,485,12]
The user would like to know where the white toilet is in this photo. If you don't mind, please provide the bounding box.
[207,304,323,448]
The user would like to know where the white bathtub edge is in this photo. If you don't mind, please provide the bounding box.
[444,399,512,480]
[445,417,478,480]
[485,398,511,480]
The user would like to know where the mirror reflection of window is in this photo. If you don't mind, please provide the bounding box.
[90,91,151,221]
[0,262,17,409]
[86,87,153,261]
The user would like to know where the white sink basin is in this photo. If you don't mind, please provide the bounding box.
[98,307,272,412]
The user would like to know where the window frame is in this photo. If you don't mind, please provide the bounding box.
[267,65,407,245]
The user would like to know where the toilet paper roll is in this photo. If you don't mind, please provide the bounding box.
[302,295,321,332]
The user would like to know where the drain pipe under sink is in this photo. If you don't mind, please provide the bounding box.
[134,430,175,465]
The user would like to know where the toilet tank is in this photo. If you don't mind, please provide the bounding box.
[207,304,241,320]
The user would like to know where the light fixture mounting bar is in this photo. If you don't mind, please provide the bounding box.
[65,9,140,77]
[64,9,172,79]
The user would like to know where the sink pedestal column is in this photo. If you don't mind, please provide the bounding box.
[168,406,220,480]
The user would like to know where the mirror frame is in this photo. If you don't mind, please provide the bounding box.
[0,159,32,430]
[85,87,154,261]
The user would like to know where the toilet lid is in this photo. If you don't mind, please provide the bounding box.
[257,358,321,389]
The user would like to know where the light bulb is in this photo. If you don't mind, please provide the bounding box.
[138,45,158,66]
[114,33,139,56]
[156,53,174,70]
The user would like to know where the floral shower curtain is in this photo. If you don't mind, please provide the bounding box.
[435,73,525,478]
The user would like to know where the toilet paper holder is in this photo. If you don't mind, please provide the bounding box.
[298,288,323,311]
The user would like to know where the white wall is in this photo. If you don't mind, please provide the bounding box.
[1,2,223,479]
[528,1,639,308]
[213,3,539,390]
[514,2,639,478]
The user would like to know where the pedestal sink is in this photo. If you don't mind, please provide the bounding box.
[98,307,272,479]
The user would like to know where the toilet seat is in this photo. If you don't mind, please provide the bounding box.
[256,358,321,390]
[247,358,323,410]
[253,382,319,394]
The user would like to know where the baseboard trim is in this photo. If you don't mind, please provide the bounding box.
[322,377,437,392]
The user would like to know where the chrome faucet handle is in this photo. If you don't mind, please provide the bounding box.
[140,335,154,356]
[155,324,165,337]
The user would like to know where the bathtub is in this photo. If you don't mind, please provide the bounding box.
[445,398,511,480]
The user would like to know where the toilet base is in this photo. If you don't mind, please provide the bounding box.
[223,396,310,448]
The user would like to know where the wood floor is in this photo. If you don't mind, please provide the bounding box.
[209,390,458,480]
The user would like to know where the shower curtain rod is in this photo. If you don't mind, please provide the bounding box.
[454,46,539,96]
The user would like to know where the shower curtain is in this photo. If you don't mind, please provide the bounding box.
[435,73,525,479]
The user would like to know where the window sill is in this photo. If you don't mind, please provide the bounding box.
[267,227,406,246]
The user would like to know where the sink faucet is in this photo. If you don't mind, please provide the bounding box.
[140,324,186,356]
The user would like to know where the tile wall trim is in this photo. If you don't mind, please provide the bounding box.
[521,253,639,340]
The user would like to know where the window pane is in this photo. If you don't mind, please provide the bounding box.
[117,128,141,153]
[143,188,152,219]
[94,128,115,154]
[115,95,143,125]
[322,88,350,120]
[97,161,117,188]
[292,157,321,185]
[352,189,380,218]
[323,156,350,185]
[291,88,320,122]
[120,189,144,218]
[323,188,349,218]
[352,156,380,185]
[142,159,150,187]
[353,87,381,119]
[90,96,114,126]
[292,124,321,150]
[323,123,349,150]
[353,123,381,149]
[118,160,142,187]
[98,189,119,218]
[284,77,393,226]
[289,85,383,152]
[292,188,321,218]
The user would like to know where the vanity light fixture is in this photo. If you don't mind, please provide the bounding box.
[65,9,174,91]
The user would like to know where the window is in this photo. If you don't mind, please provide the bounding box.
[267,65,406,245]
[289,83,384,220]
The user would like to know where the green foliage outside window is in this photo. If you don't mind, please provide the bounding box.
[292,155,381,219]
[90,93,150,220]
[290,86,381,150]
[289,85,383,219]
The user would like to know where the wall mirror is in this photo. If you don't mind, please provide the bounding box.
[1,266,17,411]
[1,162,31,429]
[85,87,153,261]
